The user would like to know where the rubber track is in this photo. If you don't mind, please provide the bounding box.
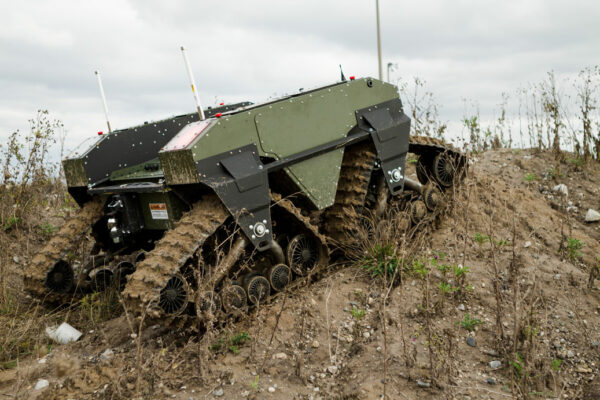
[323,142,377,246]
[23,199,104,303]
[323,135,462,248]
[122,194,228,318]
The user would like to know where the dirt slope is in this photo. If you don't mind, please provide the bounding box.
[1,148,599,400]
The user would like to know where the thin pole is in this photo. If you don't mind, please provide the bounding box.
[180,46,205,120]
[376,0,383,80]
[94,70,112,133]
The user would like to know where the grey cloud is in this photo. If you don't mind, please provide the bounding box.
[1,0,599,159]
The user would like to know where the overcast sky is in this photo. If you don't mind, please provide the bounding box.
[1,0,599,157]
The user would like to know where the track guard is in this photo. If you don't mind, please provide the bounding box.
[356,99,411,195]
[196,144,273,251]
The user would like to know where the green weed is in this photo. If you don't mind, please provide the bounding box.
[473,233,489,246]
[460,313,483,332]
[362,244,399,280]
[566,237,584,261]
[523,173,536,182]
[350,306,365,320]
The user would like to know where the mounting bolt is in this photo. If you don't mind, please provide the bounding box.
[390,168,403,182]
[253,222,266,237]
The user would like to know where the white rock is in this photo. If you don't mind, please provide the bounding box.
[100,348,114,360]
[273,352,287,360]
[457,304,466,311]
[489,360,502,370]
[585,209,600,223]
[363,331,370,339]
[327,365,338,374]
[45,322,82,345]
[268,386,276,393]
[38,357,47,364]
[552,184,568,197]
[34,379,49,390]
[524,241,532,248]
[311,340,320,349]
[214,388,224,397]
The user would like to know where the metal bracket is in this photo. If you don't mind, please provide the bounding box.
[355,99,411,195]
[196,144,273,251]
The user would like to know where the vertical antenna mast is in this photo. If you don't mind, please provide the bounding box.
[180,46,205,120]
[375,0,383,80]
[94,70,112,133]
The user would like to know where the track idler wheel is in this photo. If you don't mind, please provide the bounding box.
[158,274,190,315]
[416,155,433,184]
[287,234,320,276]
[432,152,456,188]
[45,260,74,293]
[221,283,247,313]
[423,187,442,211]
[410,200,428,225]
[115,261,135,290]
[269,264,291,292]
[245,274,270,305]
[91,268,113,292]
[197,291,222,315]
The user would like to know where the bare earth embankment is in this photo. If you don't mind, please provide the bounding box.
[1,148,599,400]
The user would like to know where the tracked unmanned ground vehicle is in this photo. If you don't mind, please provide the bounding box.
[24,77,464,322]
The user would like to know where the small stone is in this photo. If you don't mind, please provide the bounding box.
[311,340,320,349]
[482,349,499,357]
[13,256,20,264]
[273,352,287,360]
[486,377,496,385]
[457,304,466,311]
[567,350,575,358]
[100,348,113,360]
[585,209,600,222]
[327,365,338,374]
[592,341,599,348]
[35,379,49,390]
[416,380,431,388]
[524,241,532,248]
[38,357,47,364]
[363,331,370,339]
[268,387,276,393]
[552,184,568,197]
[554,274,561,280]
[240,391,250,398]
[214,388,224,397]
[553,341,561,349]
[466,337,477,347]
[489,360,502,370]
[376,346,382,352]
[568,311,575,319]
[130,333,137,339]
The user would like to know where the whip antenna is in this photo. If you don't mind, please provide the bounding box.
[180,45,205,120]
[94,70,112,133]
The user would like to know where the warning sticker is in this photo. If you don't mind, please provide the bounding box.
[149,203,169,220]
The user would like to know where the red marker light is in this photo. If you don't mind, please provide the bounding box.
[215,113,222,118]
[219,102,224,106]
[349,76,355,81]
[97,131,103,135]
